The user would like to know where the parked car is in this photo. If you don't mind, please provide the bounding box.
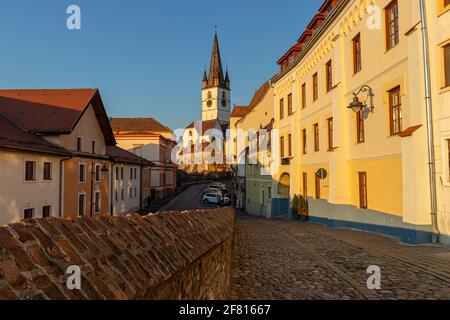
[210,182,226,189]
[202,193,231,206]
[203,193,223,205]
[203,186,223,193]
[222,196,231,205]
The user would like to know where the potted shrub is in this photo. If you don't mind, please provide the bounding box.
[298,195,309,221]
[291,195,300,220]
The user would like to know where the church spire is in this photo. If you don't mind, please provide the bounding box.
[205,31,228,90]
[225,67,230,87]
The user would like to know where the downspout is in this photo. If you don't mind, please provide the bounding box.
[419,0,439,243]
[59,156,72,218]
[110,162,116,216]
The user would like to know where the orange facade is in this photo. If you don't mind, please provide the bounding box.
[63,157,110,219]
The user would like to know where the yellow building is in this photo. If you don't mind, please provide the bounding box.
[271,0,450,244]
[229,82,275,215]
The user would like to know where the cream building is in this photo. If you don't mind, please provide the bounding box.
[110,118,177,201]
[0,114,72,224]
[271,0,450,244]
[231,82,275,216]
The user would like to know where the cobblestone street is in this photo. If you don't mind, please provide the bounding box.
[231,214,450,300]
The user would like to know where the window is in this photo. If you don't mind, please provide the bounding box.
[76,137,82,152]
[301,83,306,109]
[120,167,124,180]
[91,140,96,154]
[43,162,52,181]
[326,60,333,92]
[268,186,272,200]
[115,167,119,180]
[115,190,118,202]
[353,33,362,74]
[327,117,334,150]
[121,189,124,200]
[287,93,293,116]
[312,73,318,101]
[303,173,308,198]
[130,167,133,180]
[385,0,399,50]
[359,172,368,209]
[134,168,138,180]
[95,165,101,182]
[280,136,285,158]
[389,86,402,135]
[280,98,284,120]
[24,208,34,219]
[357,110,365,143]
[94,192,101,212]
[129,187,133,199]
[314,123,319,152]
[42,206,51,218]
[25,161,36,181]
[315,174,321,199]
[135,188,137,198]
[78,194,85,216]
[79,163,86,182]
[288,134,292,157]
[302,129,307,155]
[445,43,450,88]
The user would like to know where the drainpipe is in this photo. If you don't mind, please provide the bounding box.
[59,156,72,218]
[419,0,439,243]
[110,162,116,216]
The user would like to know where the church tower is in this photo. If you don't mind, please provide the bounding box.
[202,32,231,123]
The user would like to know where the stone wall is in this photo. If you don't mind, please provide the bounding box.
[0,208,235,300]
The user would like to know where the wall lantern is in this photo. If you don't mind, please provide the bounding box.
[348,85,375,116]
[101,164,109,172]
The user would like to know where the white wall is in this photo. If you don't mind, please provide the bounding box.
[0,150,62,225]
[111,163,141,215]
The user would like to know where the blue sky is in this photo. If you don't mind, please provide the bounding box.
[0,0,319,130]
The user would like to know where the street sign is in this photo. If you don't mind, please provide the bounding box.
[316,168,327,180]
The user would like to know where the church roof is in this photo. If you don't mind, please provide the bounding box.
[203,32,229,90]
[186,119,220,135]
[231,106,249,118]
[110,118,172,134]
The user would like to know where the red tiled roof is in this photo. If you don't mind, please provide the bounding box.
[0,113,71,156]
[231,106,249,118]
[186,119,219,135]
[0,88,116,145]
[233,82,271,121]
[248,82,270,111]
[110,118,172,134]
[106,146,154,166]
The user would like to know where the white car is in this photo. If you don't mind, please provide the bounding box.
[210,182,226,189]
[202,193,231,206]
[203,193,223,205]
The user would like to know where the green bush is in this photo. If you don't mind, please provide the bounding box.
[292,195,300,216]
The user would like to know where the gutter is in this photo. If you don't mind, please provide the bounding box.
[419,0,439,243]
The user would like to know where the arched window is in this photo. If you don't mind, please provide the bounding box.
[278,173,290,196]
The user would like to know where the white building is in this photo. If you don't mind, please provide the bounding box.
[0,114,72,224]
[107,146,154,215]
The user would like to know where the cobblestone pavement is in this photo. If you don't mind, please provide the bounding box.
[231,214,450,300]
